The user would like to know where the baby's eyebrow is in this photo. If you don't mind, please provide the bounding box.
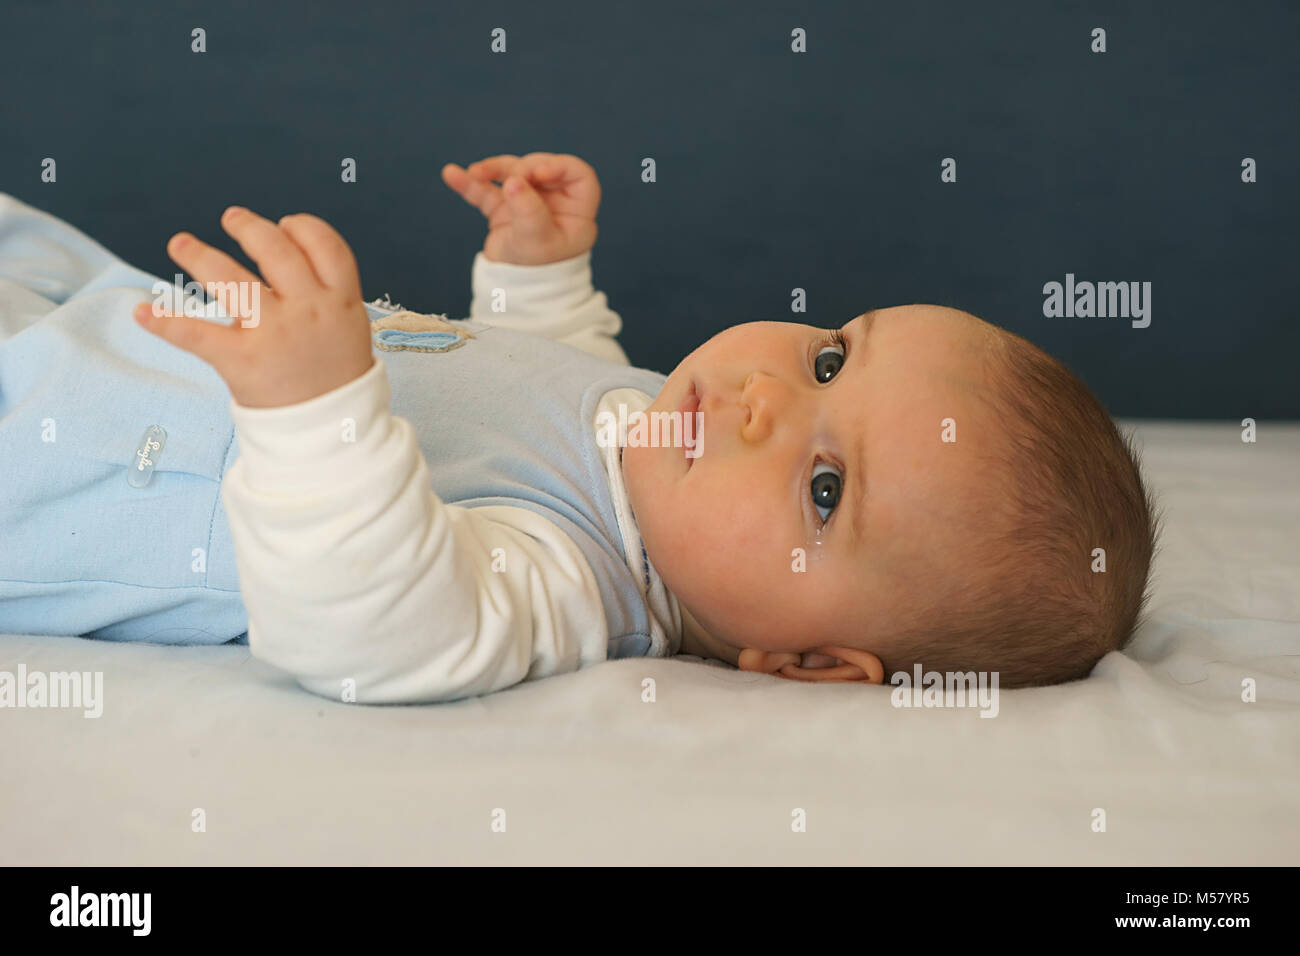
[846,313,878,548]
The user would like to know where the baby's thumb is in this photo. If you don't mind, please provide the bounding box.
[501,176,554,243]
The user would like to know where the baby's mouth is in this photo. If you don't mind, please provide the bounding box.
[678,381,701,468]
[677,380,699,418]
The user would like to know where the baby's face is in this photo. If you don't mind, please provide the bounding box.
[623,305,1002,658]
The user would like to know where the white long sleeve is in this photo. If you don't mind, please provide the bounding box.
[470,250,630,365]
[222,358,612,703]
[221,251,639,704]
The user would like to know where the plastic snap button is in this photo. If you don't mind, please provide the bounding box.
[127,425,167,488]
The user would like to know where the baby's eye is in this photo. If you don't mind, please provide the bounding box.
[811,462,842,522]
[813,333,847,383]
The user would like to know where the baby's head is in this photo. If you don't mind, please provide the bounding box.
[622,305,1158,688]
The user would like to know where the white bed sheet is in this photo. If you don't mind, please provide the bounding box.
[2,420,1297,865]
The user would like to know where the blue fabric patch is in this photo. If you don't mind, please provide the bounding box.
[373,328,462,350]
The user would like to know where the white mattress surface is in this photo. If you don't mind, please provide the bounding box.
[2,420,1297,864]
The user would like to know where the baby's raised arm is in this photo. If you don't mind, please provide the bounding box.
[132,206,614,703]
[445,151,630,364]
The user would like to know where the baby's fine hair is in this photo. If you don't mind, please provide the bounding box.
[880,326,1161,689]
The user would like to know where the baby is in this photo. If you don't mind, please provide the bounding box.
[0,152,1157,701]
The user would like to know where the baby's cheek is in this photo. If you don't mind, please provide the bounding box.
[691,481,769,557]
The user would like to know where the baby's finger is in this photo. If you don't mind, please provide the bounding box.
[441,163,506,220]
[133,301,244,371]
[498,174,557,245]
[166,232,260,287]
[521,152,600,203]
[165,232,265,321]
[464,154,521,184]
[517,152,564,180]
[276,213,362,299]
[220,206,318,298]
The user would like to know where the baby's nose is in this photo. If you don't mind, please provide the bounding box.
[741,371,783,440]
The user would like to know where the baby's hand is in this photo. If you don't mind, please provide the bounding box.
[441,152,600,265]
[133,207,374,409]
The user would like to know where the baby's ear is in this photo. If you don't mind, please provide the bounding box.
[790,646,884,684]
[798,652,847,669]
[736,647,883,684]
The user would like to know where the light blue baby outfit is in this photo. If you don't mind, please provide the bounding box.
[0,194,668,657]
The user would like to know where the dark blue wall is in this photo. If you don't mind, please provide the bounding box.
[2,0,1296,417]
